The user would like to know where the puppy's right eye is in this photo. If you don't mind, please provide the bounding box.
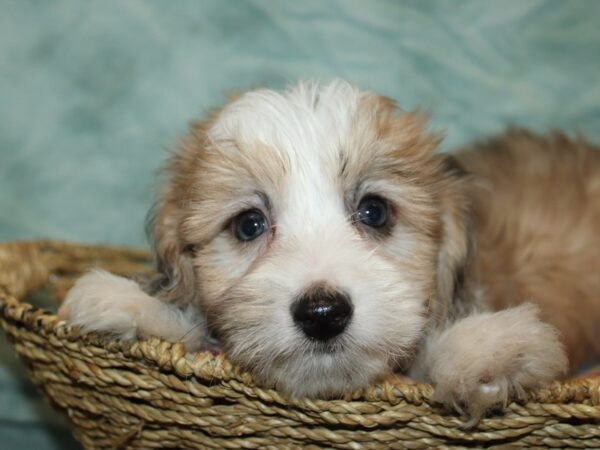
[234,209,268,242]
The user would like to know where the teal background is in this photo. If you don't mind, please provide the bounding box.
[1,1,599,448]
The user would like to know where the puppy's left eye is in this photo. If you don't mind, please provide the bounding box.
[356,196,388,228]
[234,209,268,242]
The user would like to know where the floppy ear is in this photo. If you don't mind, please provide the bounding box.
[433,155,477,322]
[376,106,476,322]
[144,188,197,306]
[142,122,211,306]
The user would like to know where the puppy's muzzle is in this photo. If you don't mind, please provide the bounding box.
[292,285,353,342]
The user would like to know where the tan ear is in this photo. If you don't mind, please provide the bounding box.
[142,123,211,306]
[434,155,477,322]
[144,184,197,306]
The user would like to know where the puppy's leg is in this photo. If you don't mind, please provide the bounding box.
[58,270,209,351]
[416,303,567,423]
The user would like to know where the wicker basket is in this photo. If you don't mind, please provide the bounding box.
[0,240,598,449]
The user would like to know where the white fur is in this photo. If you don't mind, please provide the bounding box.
[414,303,567,424]
[190,81,431,396]
[60,80,568,421]
[59,270,208,350]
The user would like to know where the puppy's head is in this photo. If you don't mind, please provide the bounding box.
[148,80,471,396]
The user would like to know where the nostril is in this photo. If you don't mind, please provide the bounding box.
[292,287,353,342]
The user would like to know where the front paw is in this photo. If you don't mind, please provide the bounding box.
[59,270,212,351]
[427,304,567,424]
[59,269,143,341]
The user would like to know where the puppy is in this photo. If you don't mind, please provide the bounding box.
[59,80,600,422]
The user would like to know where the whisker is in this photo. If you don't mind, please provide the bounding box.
[365,244,381,260]
[179,322,204,342]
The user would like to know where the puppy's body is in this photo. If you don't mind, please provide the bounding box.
[459,131,600,370]
[60,81,599,421]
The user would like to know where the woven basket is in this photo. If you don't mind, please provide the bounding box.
[0,240,598,449]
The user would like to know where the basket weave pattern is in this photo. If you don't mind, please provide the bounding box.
[0,240,599,449]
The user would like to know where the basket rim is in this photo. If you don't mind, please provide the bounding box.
[0,238,599,411]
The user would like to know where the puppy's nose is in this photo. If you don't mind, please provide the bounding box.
[292,286,353,341]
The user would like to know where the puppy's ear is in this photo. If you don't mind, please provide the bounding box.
[433,155,476,321]
[143,122,211,306]
[144,188,197,306]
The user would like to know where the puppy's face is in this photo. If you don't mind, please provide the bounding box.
[151,81,468,396]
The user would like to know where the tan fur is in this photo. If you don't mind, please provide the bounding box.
[425,303,567,424]
[457,130,600,370]
[60,82,598,422]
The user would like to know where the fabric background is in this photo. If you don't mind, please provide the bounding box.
[1,1,599,448]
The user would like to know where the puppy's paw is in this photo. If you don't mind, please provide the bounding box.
[426,304,567,424]
[59,270,146,341]
[59,270,211,351]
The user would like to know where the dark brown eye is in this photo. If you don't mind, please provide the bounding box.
[234,209,267,241]
[356,196,388,228]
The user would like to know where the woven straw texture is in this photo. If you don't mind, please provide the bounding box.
[0,240,598,449]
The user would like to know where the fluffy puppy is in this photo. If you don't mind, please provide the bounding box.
[59,80,600,422]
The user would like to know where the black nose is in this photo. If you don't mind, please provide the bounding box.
[292,286,353,342]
